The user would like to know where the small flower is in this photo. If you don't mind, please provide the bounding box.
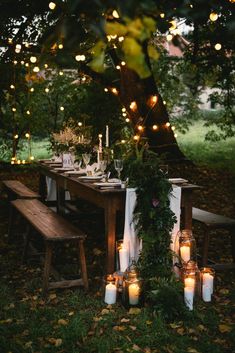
[152,198,159,207]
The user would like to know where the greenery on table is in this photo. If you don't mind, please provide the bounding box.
[126,144,186,319]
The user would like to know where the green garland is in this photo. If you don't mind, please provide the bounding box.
[125,145,186,319]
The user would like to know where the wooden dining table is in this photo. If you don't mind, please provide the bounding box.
[38,161,200,274]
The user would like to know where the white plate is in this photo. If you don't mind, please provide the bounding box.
[94,182,121,187]
[168,178,188,184]
[54,167,75,172]
[64,170,86,175]
[78,175,103,180]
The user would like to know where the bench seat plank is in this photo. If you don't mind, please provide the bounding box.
[3,180,40,199]
[192,207,235,229]
[11,199,86,241]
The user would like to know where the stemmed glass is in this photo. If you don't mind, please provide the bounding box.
[82,153,91,171]
[99,160,107,174]
[114,159,123,183]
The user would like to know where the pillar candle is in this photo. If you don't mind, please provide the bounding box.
[180,245,190,262]
[184,277,195,289]
[184,286,194,310]
[98,134,102,153]
[202,284,211,302]
[202,273,214,294]
[119,246,129,272]
[104,283,117,304]
[129,283,140,305]
[105,125,109,148]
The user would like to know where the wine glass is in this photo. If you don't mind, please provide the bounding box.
[82,153,91,170]
[114,159,123,183]
[99,160,107,174]
[159,164,168,176]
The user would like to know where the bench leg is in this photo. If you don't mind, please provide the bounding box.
[42,242,53,296]
[202,228,210,266]
[22,224,32,264]
[230,229,235,263]
[77,239,89,290]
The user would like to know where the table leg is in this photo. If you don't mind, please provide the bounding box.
[56,185,66,214]
[39,174,47,201]
[105,199,117,274]
[181,190,193,230]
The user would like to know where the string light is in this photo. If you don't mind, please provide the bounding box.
[121,61,126,66]
[58,44,63,49]
[44,64,48,68]
[112,10,120,18]
[169,21,177,31]
[10,85,15,89]
[137,125,143,131]
[78,122,82,126]
[174,133,178,138]
[49,2,56,10]
[60,106,64,111]
[26,110,30,115]
[98,134,103,138]
[160,13,165,18]
[122,112,127,117]
[209,12,218,21]
[148,95,158,106]
[122,107,126,112]
[111,87,118,95]
[22,160,26,164]
[30,56,37,63]
[189,4,193,8]
[59,71,64,76]
[12,107,16,112]
[15,44,21,51]
[152,125,158,130]
[121,140,126,144]
[165,122,171,127]
[82,76,86,82]
[13,60,17,65]
[110,34,117,40]
[214,43,222,50]
[25,63,29,67]
[14,134,18,139]
[8,38,13,44]
[11,157,16,161]
[125,118,130,122]
[25,133,30,138]
[30,87,34,92]
[33,66,40,73]
[118,36,124,42]
[24,42,30,48]
[17,160,21,165]
[104,88,108,92]
[129,101,137,111]
[11,160,14,165]
[75,54,86,61]
[163,100,167,105]
[30,156,35,160]
[45,88,50,93]
[171,126,176,131]
[133,135,139,141]
[116,65,121,70]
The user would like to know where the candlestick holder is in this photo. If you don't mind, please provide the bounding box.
[122,259,142,308]
[178,229,197,264]
[116,239,130,273]
[103,274,117,305]
[200,267,215,302]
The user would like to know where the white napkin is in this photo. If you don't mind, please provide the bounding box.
[169,185,182,275]
[86,162,100,175]
[123,188,142,263]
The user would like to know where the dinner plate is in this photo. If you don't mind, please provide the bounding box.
[78,175,103,180]
[54,167,75,172]
[64,170,86,175]
[168,178,188,184]
[94,182,121,187]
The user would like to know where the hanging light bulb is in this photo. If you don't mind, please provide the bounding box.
[26,110,30,115]
[10,85,15,89]
[22,160,26,164]
[45,88,50,93]
[171,126,176,131]
[111,87,118,95]
[133,135,139,141]
[78,122,82,126]
[174,133,178,138]
[59,71,63,76]
[121,61,126,66]
[125,118,130,122]
[152,125,158,130]
[13,60,18,65]
[30,156,35,160]
[209,12,218,21]
[15,44,21,51]
[20,60,24,65]
[30,56,37,63]
[58,44,63,49]
[60,106,64,111]
[25,63,29,67]
[122,112,127,117]
[116,65,121,70]
[25,133,30,138]
[160,13,165,18]
[118,36,124,42]
[163,100,167,105]
[122,107,126,112]
[121,140,126,144]
[165,122,171,127]
[12,107,16,112]
[30,87,34,92]
[166,34,173,41]
[44,64,48,68]
[104,88,108,92]
[49,2,56,10]
[137,125,143,131]
[14,134,19,139]
[112,10,120,18]
[75,55,86,61]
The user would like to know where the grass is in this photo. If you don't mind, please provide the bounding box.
[177,120,235,172]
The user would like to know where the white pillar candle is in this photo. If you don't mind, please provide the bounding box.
[202,273,214,294]
[98,134,102,153]
[202,284,211,302]
[119,246,129,272]
[184,277,195,290]
[184,286,194,310]
[104,283,117,304]
[129,283,140,305]
[105,125,109,148]
[180,245,190,262]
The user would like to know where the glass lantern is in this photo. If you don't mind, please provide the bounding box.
[122,259,142,308]
[116,239,129,273]
[182,260,201,310]
[200,267,215,302]
[103,274,117,305]
[178,229,197,264]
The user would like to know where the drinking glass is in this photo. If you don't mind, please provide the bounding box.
[159,164,168,176]
[82,153,91,170]
[114,159,123,182]
[99,160,107,174]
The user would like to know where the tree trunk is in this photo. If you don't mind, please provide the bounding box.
[119,67,185,160]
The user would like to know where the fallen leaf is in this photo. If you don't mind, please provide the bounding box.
[121,318,130,323]
[128,308,141,315]
[218,324,232,333]
[58,319,68,326]
[176,327,185,335]
[101,309,110,315]
[24,341,33,348]
[187,348,200,353]
[55,338,62,347]
[132,344,142,351]
[49,293,57,300]
[93,248,102,256]
[113,325,126,331]
[146,320,152,325]
[130,325,137,331]
[169,322,183,329]
[197,324,206,332]
[219,289,229,295]
[68,311,74,316]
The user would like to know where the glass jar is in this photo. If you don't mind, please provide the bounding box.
[116,239,129,273]
[122,259,142,308]
[182,260,201,310]
[103,274,117,305]
[200,267,215,302]
[178,229,197,264]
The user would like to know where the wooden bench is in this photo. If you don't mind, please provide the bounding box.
[10,198,89,295]
[2,180,41,200]
[192,207,235,270]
